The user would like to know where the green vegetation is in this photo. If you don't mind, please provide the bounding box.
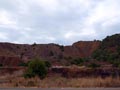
[44,60,52,68]
[71,58,84,66]
[0,64,3,67]
[24,58,47,79]
[32,42,37,47]
[88,63,101,68]
[117,46,120,55]
[18,61,28,67]
[111,60,120,68]
[92,34,120,64]
[92,49,110,61]
[69,57,90,66]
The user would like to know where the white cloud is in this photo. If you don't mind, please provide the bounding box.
[0,32,8,40]
[102,16,120,27]
[86,0,120,25]
[17,0,30,14]
[78,0,120,39]
[28,0,59,14]
[0,9,16,25]
[64,29,96,39]
[0,9,18,30]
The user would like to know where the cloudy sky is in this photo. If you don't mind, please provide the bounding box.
[0,0,120,45]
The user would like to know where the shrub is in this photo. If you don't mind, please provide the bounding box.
[88,63,101,68]
[32,42,37,47]
[44,61,52,68]
[71,58,84,66]
[92,34,120,62]
[24,58,47,79]
[18,62,28,67]
[111,60,120,68]
[0,64,3,67]
[117,46,120,54]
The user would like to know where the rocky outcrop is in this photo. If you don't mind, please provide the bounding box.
[72,41,100,57]
[0,41,100,66]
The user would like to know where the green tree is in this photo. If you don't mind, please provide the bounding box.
[24,58,47,79]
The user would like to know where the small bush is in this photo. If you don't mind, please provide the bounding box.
[18,62,28,67]
[45,61,52,68]
[88,63,101,68]
[0,64,3,67]
[111,60,120,68]
[24,58,47,79]
[71,58,84,66]
[32,42,37,47]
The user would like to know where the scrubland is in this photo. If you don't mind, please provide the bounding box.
[0,74,120,88]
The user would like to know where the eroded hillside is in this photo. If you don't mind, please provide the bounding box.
[0,41,100,66]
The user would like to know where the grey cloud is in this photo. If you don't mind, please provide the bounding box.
[0,0,120,45]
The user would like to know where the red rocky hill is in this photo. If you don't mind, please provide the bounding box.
[0,41,100,66]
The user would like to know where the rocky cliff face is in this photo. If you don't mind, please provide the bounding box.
[0,41,100,66]
[72,41,100,57]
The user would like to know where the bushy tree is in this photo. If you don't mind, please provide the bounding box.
[24,58,47,79]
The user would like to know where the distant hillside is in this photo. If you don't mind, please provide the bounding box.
[0,41,100,66]
[93,34,120,67]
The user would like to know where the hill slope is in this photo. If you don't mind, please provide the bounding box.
[93,34,120,67]
[0,41,100,66]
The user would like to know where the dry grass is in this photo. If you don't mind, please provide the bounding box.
[0,75,120,88]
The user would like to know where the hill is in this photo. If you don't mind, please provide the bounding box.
[0,41,100,66]
[0,33,120,67]
[93,34,120,67]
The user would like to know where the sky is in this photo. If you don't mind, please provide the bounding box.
[0,0,120,45]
